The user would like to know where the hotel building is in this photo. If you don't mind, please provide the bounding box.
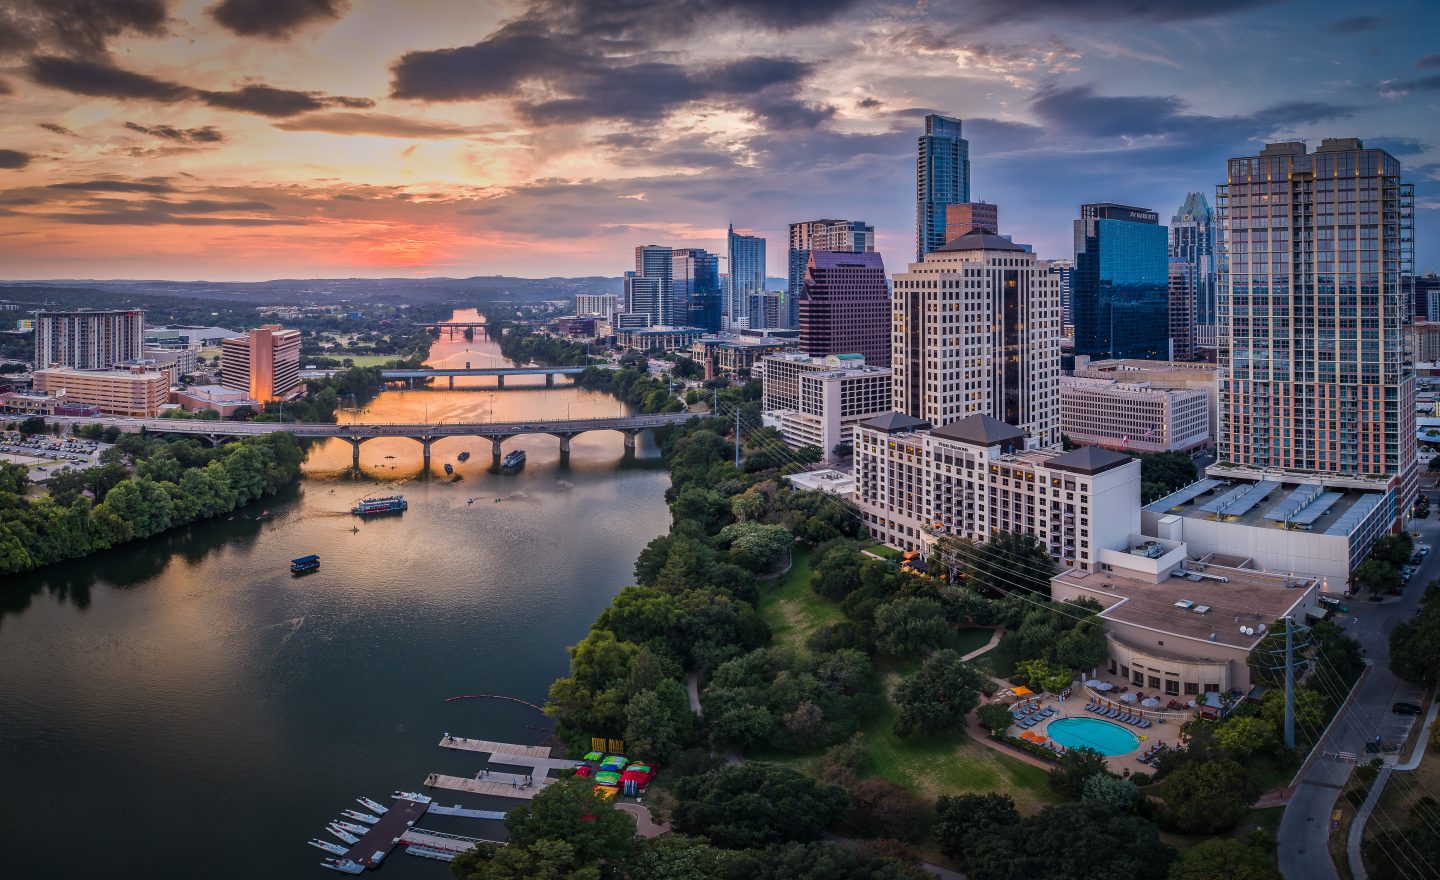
[760,353,891,458]
[32,364,169,417]
[1060,377,1210,454]
[220,325,301,402]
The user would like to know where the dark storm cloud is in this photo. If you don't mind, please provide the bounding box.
[393,25,822,128]
[0,78,13,95]
[28,55,372,118]
[1368,137,1431,156]
[39,123,77,136]
[962,0,1282,26]
[1326,16,1382,33]
[208,0,349,39]
[48,178,177,193]
[272,112,479,138]
[1030,84,1354,141]
[1389,75,1440,92]
[528,0,864,37]
[0,0,168,56]
[47,208,299,226]
[124,122,225,143]
[1418,55,1440,69]
[0,149,33,170]
[140,198,275,213]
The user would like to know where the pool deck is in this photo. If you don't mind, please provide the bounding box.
[1007,697,1187,775]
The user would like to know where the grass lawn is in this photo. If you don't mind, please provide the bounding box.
[757,546,840,646]
[863,544,902,560]
[953,627,997,657]
[975,634,1020,678]
[756,554,1054,814]
[327,353,395,367]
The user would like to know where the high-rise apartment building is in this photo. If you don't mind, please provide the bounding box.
[34,309,144,370]
[944,202,998,237]
[726,225,766,327]
[1216,138,1416,511]
[1170,192,1218,352]
[891,228,1061,446]
[916,114,971,260]
[1413,272,1440,322]
[788,219,875,329]
[798,251,890,367]
[672,247,722,331]
[575,293,619,323]
[1073,203,1169,361]
[626,245,675,325]
[1168,258,1195,360]
[220,324,301,402]
[748,290,785,330]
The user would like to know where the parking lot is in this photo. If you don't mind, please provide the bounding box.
[0,432,108,481]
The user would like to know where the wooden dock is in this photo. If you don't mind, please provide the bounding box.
[428,803,507,820]
[437,736,552,759]
[340,796,430,867]
[425,772,554,800]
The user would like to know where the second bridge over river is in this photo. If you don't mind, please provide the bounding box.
[52,411,704,470]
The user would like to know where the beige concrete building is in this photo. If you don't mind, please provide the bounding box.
[891,229,1061,446]
[1060,376,1210,453]
[221,325,300,402]
[1072,357,1220,443]
[854,412,1139,570]
[692,334,794,378]
[1051,540,1320,695]
[761,353,891,459]
[33,365,169,417]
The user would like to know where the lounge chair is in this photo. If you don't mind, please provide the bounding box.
[1085,703,1097,712]
[1040,708,1055,718]
[1106,708,1119,718]
[1117,712,1131,723]
[1138,719,1152,729]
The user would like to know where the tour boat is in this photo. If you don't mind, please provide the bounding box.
[321,858,366,874]
[393,790,432,804]
[457,451,471,462]
[444,463,454,475]
[326,825,360,845]
[351,495,407,516]
[501,449,526,470]
[341,809,380,825]
[308,839,348,855]
[332,819,369,835]
[357,797,388,814]
[290,554,320,574]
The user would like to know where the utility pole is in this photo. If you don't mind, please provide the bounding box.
[734,405,741,468]
[1284,615,1295,749]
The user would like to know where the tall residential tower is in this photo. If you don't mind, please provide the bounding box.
[34,309,144,370]
[1216,138,1417,512]
[916,115,970,260]
[726,225,766,328]
[1169,192,1218,358]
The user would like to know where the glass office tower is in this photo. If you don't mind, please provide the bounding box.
[1217,139,1416,511]
[726,225,766,328]
[916,114,970,261]
[672,247,722,331]
[1170,192,1218,357]
[1073,203,1169,360]
[788,219,875,329]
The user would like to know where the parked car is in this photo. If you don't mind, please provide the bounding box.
[1392,702,1423,716]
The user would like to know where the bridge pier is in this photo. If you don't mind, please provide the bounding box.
[418,436,435,475]
[342,436,366,471]
[545,373,555,387]
[623,429,640,451]
[491,437,505,468]
[497,375,505,389]
[449,376,455,389]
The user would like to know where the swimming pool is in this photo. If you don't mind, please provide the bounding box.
[1044,717,1141,756]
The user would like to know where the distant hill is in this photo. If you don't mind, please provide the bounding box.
[0,275,625,305]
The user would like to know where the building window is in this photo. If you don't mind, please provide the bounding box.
[1132,670,1144,685]
[1147,675,1160,689]
[1184,682,1198,695]
[1164,680,1180,696]
[1204,683,1220,693]
[1120,664,1129,678]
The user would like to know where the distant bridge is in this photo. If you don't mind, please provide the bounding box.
[415,321,491,337]
[49,412,701,470]
[379,366,585,388]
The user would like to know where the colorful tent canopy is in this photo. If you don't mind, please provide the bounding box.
[1011,686,1033,696]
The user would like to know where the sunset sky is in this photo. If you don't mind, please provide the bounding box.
[1,0,1437,281]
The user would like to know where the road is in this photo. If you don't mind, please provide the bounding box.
[1277,514,1435,880]
[39,411,701,439]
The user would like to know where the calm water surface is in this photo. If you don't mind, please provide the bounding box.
[0,311,670,878]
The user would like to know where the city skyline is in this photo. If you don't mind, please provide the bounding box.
[0,0,1436,280]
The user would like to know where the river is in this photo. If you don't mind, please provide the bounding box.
[0,310,671,879]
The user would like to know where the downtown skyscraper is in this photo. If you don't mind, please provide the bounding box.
[1072,203,1169,361]
[1169,192,1218,357]
[625,245,674,325]
[672,247,722,331]
[726,225,766,328]
[891,228,1061,445]
[1217,138,1417,510]
[788,218,875,329]
[916,114,970,261]
[799,251,890,367]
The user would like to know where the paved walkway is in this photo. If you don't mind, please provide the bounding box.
[1346,694,1438,880]
[615,802,671,838]
[960,629,1002,662]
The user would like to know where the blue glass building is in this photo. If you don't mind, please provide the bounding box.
[916,115,970,260]
[726,225,766,327]
[672,247,722,331]
[1073,203,1169,360]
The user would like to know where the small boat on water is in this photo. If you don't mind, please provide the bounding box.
[357,796,388,814]
[332,819,368,835]
[444,463,454,475]
[352,495,407,516]
[321,858,366,875]
[342,809,380,825]
[326,825,359,845]
[501,449,526,470]
[393,790,432,804]
[308,839,348,855]
[457,451,471,462]
[291,554,320,574]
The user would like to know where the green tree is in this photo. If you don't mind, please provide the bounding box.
[1390,599,1440,685]
[966,802,1174,880]
[19,415,46,435]
[934,792,1019,864]
[839,778,925,841]
[1215,715,1276,758]
[977,702,1016,734]
[623,678,693,764]
[546,630,640,738]
[891,650,986,737]
[624,834,739,880]
[1168,839,1280,880]
[874,596,950,656]
[1048,746,1111,800]
[451,777,636,880]
[1353,558,1400,597]
[1082,773,1138,811]
[717,521,793,572]
[672,762,849,849]
[1157,758,1251,834]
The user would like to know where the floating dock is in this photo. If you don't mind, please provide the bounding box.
[425,737,579,800]
[340,796,430,868]
[437,736,552,759]
[425,772,553,800]
[428,803,507,820]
